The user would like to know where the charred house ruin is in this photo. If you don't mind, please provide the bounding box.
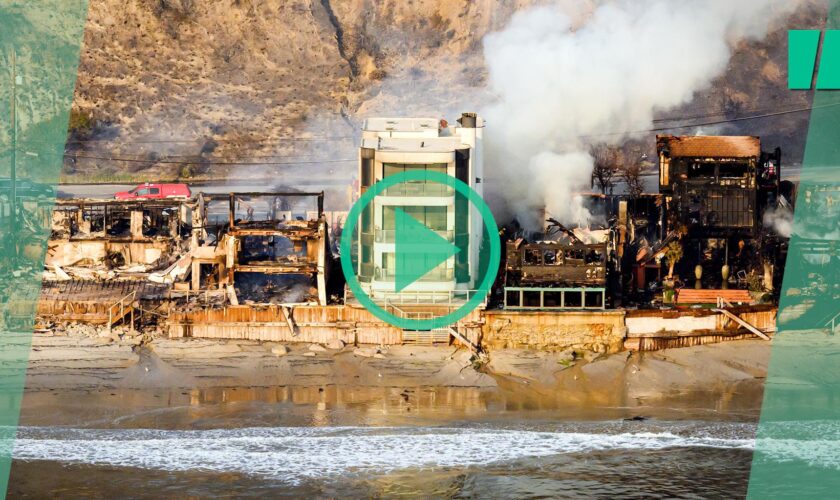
[657,135,784,294]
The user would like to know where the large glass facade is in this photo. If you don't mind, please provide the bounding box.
[363,162,460,286]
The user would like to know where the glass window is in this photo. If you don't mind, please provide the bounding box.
[384,163,448,176]
[361,205,372,232]
[385,206,448,232]
[383,206,396,230]
[149,187,160,195]
[424,206,447,231]
[427,163,447,175]
[383,163,403,178]
[383,253,395,276]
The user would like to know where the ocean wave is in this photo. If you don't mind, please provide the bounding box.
[11,426,752,482]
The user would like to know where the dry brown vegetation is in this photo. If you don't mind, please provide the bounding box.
[65,0,825,181]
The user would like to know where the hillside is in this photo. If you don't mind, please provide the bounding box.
[63,0,826,183]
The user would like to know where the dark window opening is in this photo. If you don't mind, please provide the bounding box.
[564,292,583,308]
[718,163,749,178]
[544,291,562,307]
[239,235,307,265]
[506,290,521,307]
[585,291,604,308]
[688,162,716,179]
[523,249,542,265]
[523,291,541,308]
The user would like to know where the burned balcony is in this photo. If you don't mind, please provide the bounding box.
[506,241,607,288]
[51,199,191,242]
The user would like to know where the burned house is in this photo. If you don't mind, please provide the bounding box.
[656,135,782,292]
[498,134,786,311]
[38,198,194,327]
[503,220,609,310]
[37,191,335,332]
[208,192,332,305]
[47,198,191,270]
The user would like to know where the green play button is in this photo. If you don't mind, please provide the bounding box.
[394,207,461,292]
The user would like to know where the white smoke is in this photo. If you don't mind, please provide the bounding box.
[763,205,794,238]
[481,0,803,231]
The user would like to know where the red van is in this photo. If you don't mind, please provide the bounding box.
[114,183,191,200]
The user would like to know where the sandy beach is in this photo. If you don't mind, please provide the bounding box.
[18,329,770,426]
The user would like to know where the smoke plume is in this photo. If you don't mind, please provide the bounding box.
[763,205,794,238]
[481,0,803,231]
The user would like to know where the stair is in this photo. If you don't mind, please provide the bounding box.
[713,307,771,340]
[401,329,451,345]
[107,291,137,332]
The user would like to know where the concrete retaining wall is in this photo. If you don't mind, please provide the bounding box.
[480,310,627,353]
[165,304,774,353]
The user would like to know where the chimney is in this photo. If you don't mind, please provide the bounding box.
[457,112,477,128]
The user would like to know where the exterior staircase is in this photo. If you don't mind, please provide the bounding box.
[388,303,452,345]
[107,291,137,332]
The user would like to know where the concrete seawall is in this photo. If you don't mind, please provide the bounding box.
[165,304,775,353]
[481,310,627,353]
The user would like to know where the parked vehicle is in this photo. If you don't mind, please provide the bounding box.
[114,183,191,200]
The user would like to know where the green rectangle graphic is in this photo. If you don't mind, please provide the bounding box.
[789,30,821,89]
[0,1,89,497]
[749,2,840,498]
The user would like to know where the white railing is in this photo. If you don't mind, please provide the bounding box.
[388,303,452,345]
[375,229,454,243]
[382,183,454,197]
[381,289,486,306]
[827,310,840,333]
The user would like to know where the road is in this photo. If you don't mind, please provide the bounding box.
[55,165,806,202]
[56,179,350,199]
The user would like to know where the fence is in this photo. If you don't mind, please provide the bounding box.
[504,287,606,310]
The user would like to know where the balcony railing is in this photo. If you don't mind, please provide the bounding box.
[375,229,454,243]
[381,182,454,197]
[359,262,375,279]
[377,267,455,282]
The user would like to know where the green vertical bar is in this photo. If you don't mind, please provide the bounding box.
[817,31,840,89]
[748,4,840,498]
[790,30,821,90]
[0,1,88,496]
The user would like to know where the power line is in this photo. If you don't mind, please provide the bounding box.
[65,153,356,166]
[59,136,356,145]
[582,100,840,139]
[651,100,814,123]
[648,92,818,122]
[69,152,350,161]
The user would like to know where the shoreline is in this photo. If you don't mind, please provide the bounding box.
[19,329,770,427]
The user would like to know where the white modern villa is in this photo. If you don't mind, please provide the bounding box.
[355,113,485,301]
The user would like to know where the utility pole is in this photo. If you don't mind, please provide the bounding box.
[9,48,17,243]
